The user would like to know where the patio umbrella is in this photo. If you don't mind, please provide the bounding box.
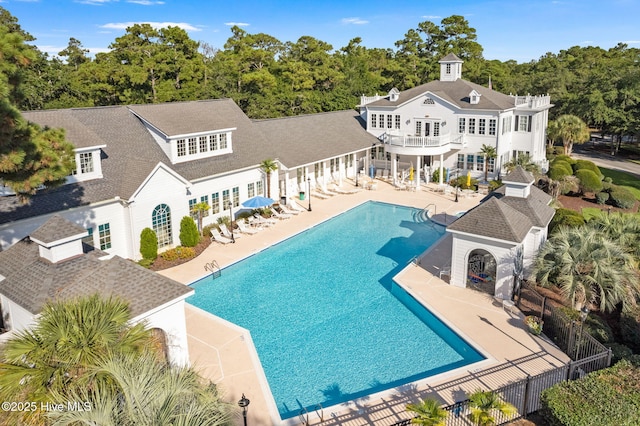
[466,170,471,187]
[242,195,275,208]
[409,166,414,182]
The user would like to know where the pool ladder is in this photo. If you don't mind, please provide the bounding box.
[204,260,221,279]
[299,404,324,425]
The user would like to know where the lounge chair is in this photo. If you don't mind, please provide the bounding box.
[279,205,300,215]
[271,210,292,220]
[375,169,383,179]
[311,190,329,199]
[238,221,260,234]
[219,223,241,239]
[210,229,233,244]
[330,184,357,195]
[382,169,390,180]
[252,213,277,226]
[288,200,307,212]
[439,264,451,279]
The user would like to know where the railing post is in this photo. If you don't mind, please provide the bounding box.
[522,374,531,418]
[567,321,575,358]
[607,348,612,367]
[540,296,547,320]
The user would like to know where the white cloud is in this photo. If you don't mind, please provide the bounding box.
[622,40,640,44]
[341,17,368,25]
[127,0,165,5]
[75,0,114,5]
[421,15,441,20]
[101,21,201,31]
[224,22,250,27]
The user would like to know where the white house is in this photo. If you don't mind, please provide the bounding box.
[0,215,193,365]
[446,166,555,299]
[359,53,552,189]
[0,100,378,259]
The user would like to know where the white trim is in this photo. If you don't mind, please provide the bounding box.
[447,228,522,245]
[128,162,192,202]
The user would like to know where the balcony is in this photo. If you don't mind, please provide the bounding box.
[382,131,466,156]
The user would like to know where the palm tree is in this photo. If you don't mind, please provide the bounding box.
[47,351,234,426]
[503,153,540,174]
[406,398,448,426]
[259,158,278,199]
[0,295,156,409]
[479,144,497,183]
[467,389,517,426]
[533,226,638,312]
[554,114,590,156]
[587,212,640,266]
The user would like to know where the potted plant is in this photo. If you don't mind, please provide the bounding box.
[525,315,543,335]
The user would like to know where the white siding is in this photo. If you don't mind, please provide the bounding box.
[1,296,36,332]
[133,299,191,366]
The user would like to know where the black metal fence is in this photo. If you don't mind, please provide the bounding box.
[393,284,612,426]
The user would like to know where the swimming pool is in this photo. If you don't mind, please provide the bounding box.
[188,201,485,419]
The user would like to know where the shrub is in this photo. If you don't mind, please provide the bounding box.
[450,175,478,190]
[140,227,158,260]
[584,314,614,343]
[609,343,635,364]
[601,181,613,192]
[553,154,576,165]
[573,159,602,177]
[202,223,217,239]
[610,186,637,209]
[548,164,572,181]
[160,246,195,261]
[620,306,640,352]
[179,216,200,247]
[540,360,640,425]
[558,175,580,195]
[431,168,440,183]
[595,191,609,205]
[488,179,502,191]
[138,258,153,269]
[603,176,613,183]
[550,208,585,232]
[550,159,573,175]
[575,169,603,193]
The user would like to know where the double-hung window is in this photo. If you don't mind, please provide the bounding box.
[489,119,497,135]
[468,118,476,134]
[394,115,401,129]
[371,114,377,128]
[211,192,220,214]
[478,119,486,135]
[458,118,466,134]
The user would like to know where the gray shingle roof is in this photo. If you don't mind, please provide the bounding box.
[30,215,87,244]
[366,78,516,111]
[253,110,378,168]
[503,166,535,184]
[0,100,275,224]
[0,237,192,317]
[447,197,533,243]
[493,185,555,228]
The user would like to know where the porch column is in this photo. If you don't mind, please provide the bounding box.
[439,154,444,185]
[284,170,291,200]
[392,155,398,185]
[415,155,421,190]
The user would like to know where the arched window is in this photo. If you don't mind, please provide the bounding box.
[152,204,172,248]
[467,249,497,295]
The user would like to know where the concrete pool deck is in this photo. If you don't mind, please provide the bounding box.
[158,179,569,426]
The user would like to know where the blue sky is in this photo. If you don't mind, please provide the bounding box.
[3,0,640,63]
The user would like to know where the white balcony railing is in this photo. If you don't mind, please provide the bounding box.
[512,94,551,109]
[384,132,464,149]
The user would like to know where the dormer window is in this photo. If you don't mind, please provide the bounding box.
[469,90,481,105]
[173,130,234,163]
[68,145,105,183]
[388,88,400,102]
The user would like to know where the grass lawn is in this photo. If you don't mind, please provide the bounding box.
[599,167,640,200]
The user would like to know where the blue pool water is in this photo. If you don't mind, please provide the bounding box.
[188,201,484,419]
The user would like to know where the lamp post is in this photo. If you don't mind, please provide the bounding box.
[226,201,235,243]
[454,169,459,203]
[355,159,359,187]
[238,394,250,426]
[307,177,312,211]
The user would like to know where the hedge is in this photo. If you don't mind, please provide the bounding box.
[540,360,640,426]
[179,216,200,247]
[160,246,196,261]
[610,186,637,209]
[140,227,158,261]
[548,164,572,180]
[595,191,610,204]
[553,154,576,165]
[574,169,603,193]
[549,208,585,232]
[573,159,602,177]
[550,159,573,176]
[620,305,640,352]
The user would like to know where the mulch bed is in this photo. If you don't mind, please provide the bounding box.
[148,237,212,271]
[557,194,638,214]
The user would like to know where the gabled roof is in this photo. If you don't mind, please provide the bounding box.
[447,197,533,243]
[253,110,377,168]
[365,78,516,111]
[0,236,192,317]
